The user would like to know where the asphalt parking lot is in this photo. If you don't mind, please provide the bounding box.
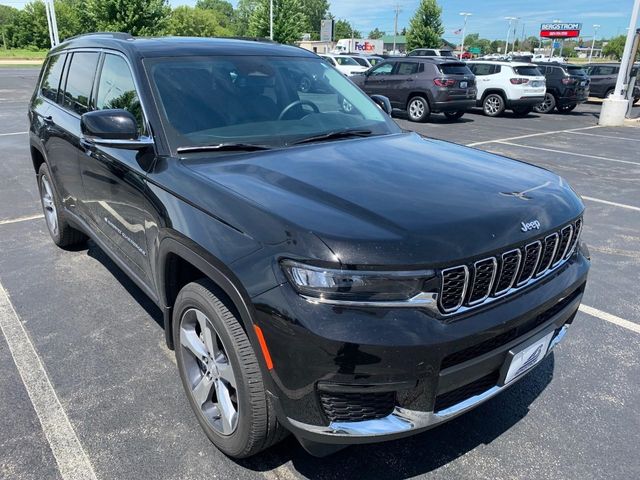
[1,67,639,480]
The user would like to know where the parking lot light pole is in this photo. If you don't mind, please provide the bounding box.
[589,24,600,62]
[511,17,520,53]
[599,0,640,126]
[459,12,472,58]
[270,0,274,40]
[504,17,516,55]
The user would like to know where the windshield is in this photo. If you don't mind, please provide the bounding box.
[146,56,399,153]
[440,50,455,57]
[334,56,359,66]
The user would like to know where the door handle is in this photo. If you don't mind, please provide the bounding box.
[42,115,53,124]
[80,138,95,154]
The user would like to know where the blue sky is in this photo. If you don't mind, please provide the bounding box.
[1,0,636,40]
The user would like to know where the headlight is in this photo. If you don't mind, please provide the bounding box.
[281,260,436,303]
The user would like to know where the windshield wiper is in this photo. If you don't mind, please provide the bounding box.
[289,129,373,146]
[176,143,272,154]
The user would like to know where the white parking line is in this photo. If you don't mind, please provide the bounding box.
[0,282,98,480]
[0,131,28,137]
[465,125,601,147]
[0,213,44,225]
[582,196,640,212]
[566,130,640,142]
[580,305,640,335]
[495,141,640,166]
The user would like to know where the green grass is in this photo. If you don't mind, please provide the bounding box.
[0,48,47,60]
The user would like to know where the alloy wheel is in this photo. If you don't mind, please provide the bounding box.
[40,175,58,236]
[409,99,425,120]
[484,96,502,115]
[535,94,554,113]
[179,308,239,436]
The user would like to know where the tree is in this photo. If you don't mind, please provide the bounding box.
[86,0,170,36]
[195,0,235,30]
[249,0,307,44]
[602,35,639,60]
[333,19,360,39]
[0,5,19,48]
[234,0,258,34]
[166,5,232,37]
[406,0,443,51]
[301,0,329,39]
[368,28,384,39]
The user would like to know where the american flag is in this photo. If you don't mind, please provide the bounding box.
[453,28,462,35]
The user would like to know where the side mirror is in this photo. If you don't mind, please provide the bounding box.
[81,109,153,150]
[370,94,392,115]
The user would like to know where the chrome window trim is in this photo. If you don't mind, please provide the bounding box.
[467,257,498,306]
[494,249,522,296]
[535,233,559,278]
[552,225,573,267]
[439,265,469,313]
[515,240,542,287]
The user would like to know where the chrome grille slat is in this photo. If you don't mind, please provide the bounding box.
[437,218,582,315]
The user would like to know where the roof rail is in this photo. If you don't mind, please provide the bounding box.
[64,32,134,42]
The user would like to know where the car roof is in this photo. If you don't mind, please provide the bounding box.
[467,60,533,67]
[394,57,464,64]
[51,33,316,59]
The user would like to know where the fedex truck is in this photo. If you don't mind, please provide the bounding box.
[332,38,384,55]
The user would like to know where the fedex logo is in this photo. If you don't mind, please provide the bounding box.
[354,41,376,51]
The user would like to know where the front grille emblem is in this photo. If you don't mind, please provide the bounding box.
[521,220,541,232]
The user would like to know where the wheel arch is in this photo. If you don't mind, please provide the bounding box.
[30,142,47,174]
[406,91,433,109]
[481,88,507,102]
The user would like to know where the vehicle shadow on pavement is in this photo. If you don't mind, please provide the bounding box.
[239,355,556,479]
[85,239,165,329]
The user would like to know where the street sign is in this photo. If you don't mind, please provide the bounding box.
[320,19,334,42]
[553,41,561,49]
[469,47,482,54]
[540,22,582,38]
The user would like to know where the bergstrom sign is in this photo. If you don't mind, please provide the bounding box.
[540,23,582,38]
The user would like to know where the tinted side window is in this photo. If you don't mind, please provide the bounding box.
[370,62,395,76]
[63,52,100,115]
[439,64,473,75]
[96,54,143,132]
[470,63,493,76]
[396,62,419,75]
[513,66,542,76]
[41,53,67,102]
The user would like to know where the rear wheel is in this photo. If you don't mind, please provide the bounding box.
[173,279,286,458]
[443,111,465,120]
[605,88,614,98]
[557,103,577,113]
[533,93,556,114]
[482,93,505,117]
[37,163,86,248]
[512,106,532,117]
[407,96,430,122]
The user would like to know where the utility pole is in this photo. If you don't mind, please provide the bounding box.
[459,12,472,58]
[393,4,401,54]
[504,17,516,55]
[269,0,274,40]
[589,24,600,62]
[511,17,519,53]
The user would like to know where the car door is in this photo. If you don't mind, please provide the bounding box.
[469,63,495,100]
[80,52,156,289]
[387,61,420,107]
[41,51,100,217]
[361,61,396,98]
[590,66,617,97]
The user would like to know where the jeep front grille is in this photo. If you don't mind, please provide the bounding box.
[436,217,582,315]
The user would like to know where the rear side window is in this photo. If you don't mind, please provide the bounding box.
[470,63,495,76]
[594,66,617,76]
[439,64,473,75]
[567,66,587,76]
[41,53,67,102]
[396,62,419,75]
[439,50,455,57]
[352,57,369,67]
[63,52,100,115]
[513,66,542,76]
[96,54,143,132]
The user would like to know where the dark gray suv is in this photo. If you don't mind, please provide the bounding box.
[352,58,476,122]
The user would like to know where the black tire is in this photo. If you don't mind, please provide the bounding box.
[407,95,430,122]
[533,93,556,114]
[557,103,577,113]
[443,111,465,120]
[512,106,532,117]
[173,279,287,458]
[37,162,86,248]
[605,88,614,98]
[482,93,505,117]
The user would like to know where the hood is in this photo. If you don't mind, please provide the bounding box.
[185,133,583,266]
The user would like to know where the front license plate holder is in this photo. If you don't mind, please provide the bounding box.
[499,330,554,386]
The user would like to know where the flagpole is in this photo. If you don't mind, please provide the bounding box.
[459,12,472,58]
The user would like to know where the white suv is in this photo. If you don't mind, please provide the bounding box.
[467,61,546,117]
[319,54,369,76]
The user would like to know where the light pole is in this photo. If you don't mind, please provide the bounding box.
[269,0,274,40]
[589,24,600,62]
[511,17,520,53]
[459,12,472,58]
[504,17,516,55]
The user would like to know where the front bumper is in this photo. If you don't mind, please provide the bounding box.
[252,249,589,448]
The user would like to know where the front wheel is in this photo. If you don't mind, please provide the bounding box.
[173,279,286,458]
[407,96,431,122]
[443,111,465,120]
[533,93,556,114]
[482,94,505,117]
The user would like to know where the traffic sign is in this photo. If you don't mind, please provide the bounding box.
[469,47,482,54]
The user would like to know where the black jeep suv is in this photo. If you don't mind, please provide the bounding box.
[29,34,589,458]
[532,62,590,114]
